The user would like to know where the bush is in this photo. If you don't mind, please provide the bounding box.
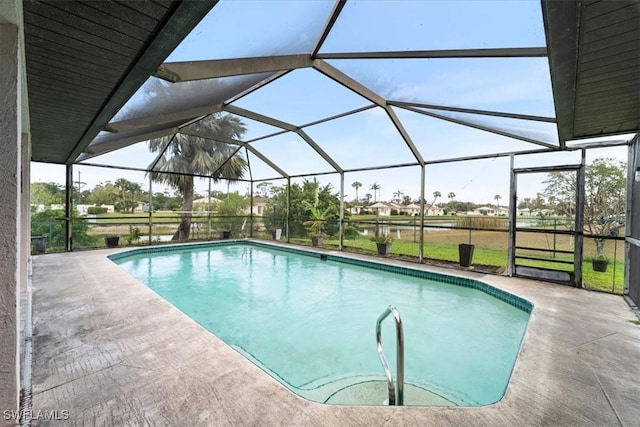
[31,209,97,249]
[87,206,108,215]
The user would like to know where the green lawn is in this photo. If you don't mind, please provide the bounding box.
[40,211,626,294]
[326,236,624,294]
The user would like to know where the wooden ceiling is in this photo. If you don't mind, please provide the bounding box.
[24,0,216,163]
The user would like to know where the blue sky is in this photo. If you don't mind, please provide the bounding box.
[31,0,631,204]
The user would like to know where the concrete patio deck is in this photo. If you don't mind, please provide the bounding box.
[27,242,640,426]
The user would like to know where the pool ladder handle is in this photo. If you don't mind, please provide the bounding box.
[376,305,404,406]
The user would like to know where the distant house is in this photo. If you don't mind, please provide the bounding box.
[400,203,421,216]
[471,206,508,216]
[370,202,394,216]
[424,205,444,216]
[349,204,364,215]
[192,197,221,211]
[473,206,497,216]
[251,197,268,216]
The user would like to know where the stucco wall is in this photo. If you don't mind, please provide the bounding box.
[0,22,23,415]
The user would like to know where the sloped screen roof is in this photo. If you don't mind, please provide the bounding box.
[26,0,639,171]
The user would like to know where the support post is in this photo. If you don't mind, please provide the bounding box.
[507,155,517,276]
[419,165,426,262]
[208,177,212,240]
[339,173,344,250]
[249,181,254,238]
[286,177,291,243]
[148,175,153,245]
[574,150,586,287]
[65,164,73,251]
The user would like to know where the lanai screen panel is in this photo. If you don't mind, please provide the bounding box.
[320,0,545,52]
[78,139,169,171]
[249,132,336,177]
[232,68,371,127]
[394,107,547,162]
[110,73,275,125]
[165,0,335,62]
[303,107,419,170]
[328,58,556,117]
[240,117,286,142]
[414,108,559,147]
[149,133,247,180]
[244,150,287,182]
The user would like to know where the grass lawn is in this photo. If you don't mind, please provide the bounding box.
[52,211,627,294]
[329,235,624,294]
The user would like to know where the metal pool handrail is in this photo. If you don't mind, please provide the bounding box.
[376,304,404,406]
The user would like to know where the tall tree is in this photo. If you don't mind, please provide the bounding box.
[447,192,456,203]
[114,178,141,213]
[543,157,626,258]
[148,114,248,240]
[494,194,502,209]
[370,182,381,202]
[393,190,404,204]
[432,191,441,205]
[256,182,273,198]
[30,182,65,207]
[351,181,362,204]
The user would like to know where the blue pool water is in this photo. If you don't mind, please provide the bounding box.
[111,242,531,406]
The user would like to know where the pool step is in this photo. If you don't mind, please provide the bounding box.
[325,380,458,406]
[232,345,463,406]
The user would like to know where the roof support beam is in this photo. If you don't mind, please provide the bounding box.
[313,60,424,164]
[297,130,343,174]
[317,47,547,60]
[313,59,386,105]
[154,55,313,82]
[179,128,289,178]
[225,70,290,105]
[223,105,343,174]
[224,105,297,131]
[311,0,347,57]
[385,107,425,164]
[299,105,377,129]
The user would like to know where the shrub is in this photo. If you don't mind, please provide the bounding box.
[87,206,108,215]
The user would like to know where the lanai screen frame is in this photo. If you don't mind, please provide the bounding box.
[66,0,637,290]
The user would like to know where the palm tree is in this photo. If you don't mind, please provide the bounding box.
[352,181,362,204]
[148,114,248,240]
[426,191,441,215]
[494,194,502,210]
[370,182,381,202]
[393,190,404,204]
[432,191,441,204]
[447,192,456,203]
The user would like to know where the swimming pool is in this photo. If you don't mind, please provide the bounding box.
[110,241,531,406]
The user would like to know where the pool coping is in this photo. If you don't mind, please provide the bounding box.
[29,239,640,426]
